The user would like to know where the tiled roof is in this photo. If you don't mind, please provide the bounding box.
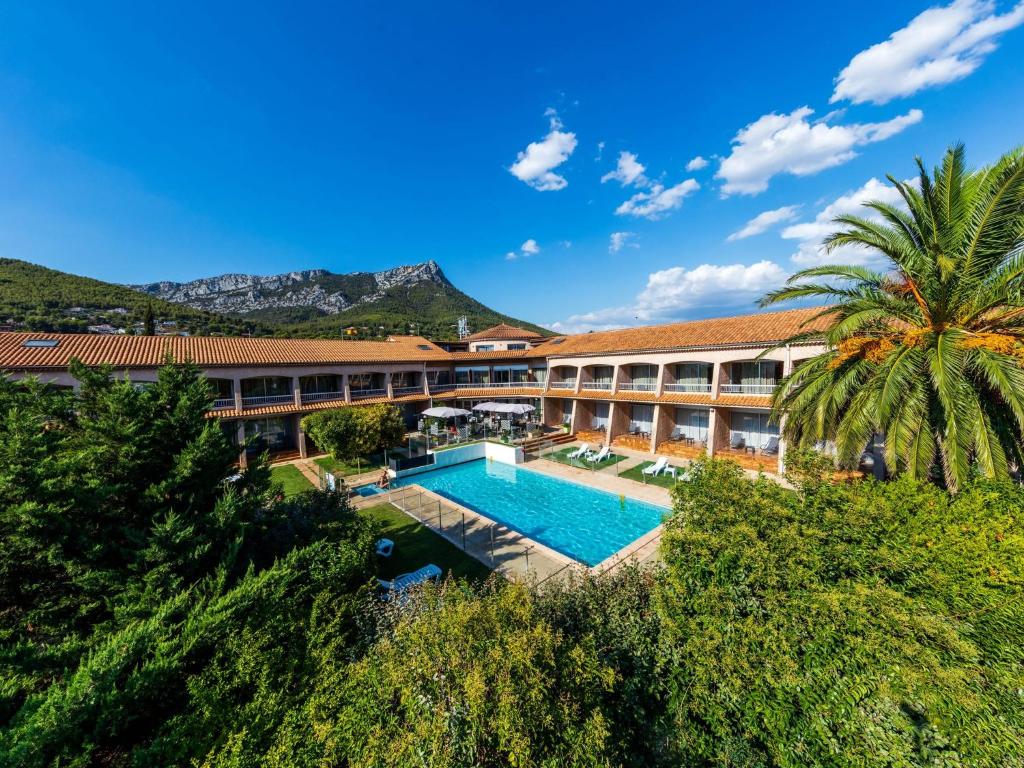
[0,332,450,369]
[533,307,831,357]
[464,323,544,342]
[448,350,547,361]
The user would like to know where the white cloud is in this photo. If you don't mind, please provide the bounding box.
[505,238,541,261]
[685,155,708,171]
[727,205,802,241]
[548,261,788,332]
[508,111,578,191]
[601,151,649,187]
[715,106,922,196]
[832,0,1024,105]
[608,231,638,253]
[615,179,700,220]
[782,177,909,265]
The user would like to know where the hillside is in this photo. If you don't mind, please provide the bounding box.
[133,261,549,340]
[0,259,266,336]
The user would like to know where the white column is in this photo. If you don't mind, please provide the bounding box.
[343,374,351,403]
[293,376,302,408]
[655,362,667,397]
[236,421,247,468]
[711,362,723,400]
[233,377,243,410]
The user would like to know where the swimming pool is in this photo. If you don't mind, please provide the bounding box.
[399,459,668,566]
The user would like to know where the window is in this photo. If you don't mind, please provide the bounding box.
[507,343,527,350]
[549,338,565,345]
[476,344,495,351]
[23,339,59,348]
[416,344,432,350]
[675,407,709,441]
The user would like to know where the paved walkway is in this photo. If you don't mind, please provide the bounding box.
[523,454,673,508]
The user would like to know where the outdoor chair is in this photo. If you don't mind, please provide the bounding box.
[643,457,668,477]
[378,564,442,598]
[729,435,745,450]
[586,446,611,463]
[670,425,685,441]
[567,443,590,460]
[760,435,780,455]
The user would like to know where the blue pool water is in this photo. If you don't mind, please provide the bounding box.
[354,484,386,497]
[400,460,668,566]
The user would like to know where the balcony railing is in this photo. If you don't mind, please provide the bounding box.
[350,388,387,399]
[618,382,656,392]
[392,385,425,396]
[429,382,456,392]
[212,397,235,409]
[581,381,612,390]
[300,390,345,404]
[241,394,294,407]
[720,383,777,395]
[663,383,713,393]
[549,380,576,389]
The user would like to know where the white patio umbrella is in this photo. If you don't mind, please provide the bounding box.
[504,403,535,415]
[421,406,472,418]
[471,402,503,413]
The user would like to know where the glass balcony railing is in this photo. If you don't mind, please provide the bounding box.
[300,390,345,403]
[212,397,235,409]
[392,385,425,396]
[549,380,576,389]
[663,382,712,393]
[581,381,612,390]
[241,394,294,407]
[350,388,387,399]
[618,382,656,392]
[720,383,777,395]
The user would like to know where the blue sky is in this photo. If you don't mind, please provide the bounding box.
[2,1,1023,332]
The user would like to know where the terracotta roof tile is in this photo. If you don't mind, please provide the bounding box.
[0,332,450,370]
[448,350,547,361]
[464,323,544,342]
[533,307,831,357]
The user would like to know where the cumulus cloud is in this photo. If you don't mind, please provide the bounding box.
[832,0,1024,105]
[782,177,909,265]
[715,106,922,196]
[685,155,708,171]
[608,231,638,253]
[547,261,788,332]
[508,111,578,191]
[615,179,700,220]
[505,238,541,261]
[601,151,649,187]
[727,204,802,241]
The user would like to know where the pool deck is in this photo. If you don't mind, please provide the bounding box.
[523,454,673,508]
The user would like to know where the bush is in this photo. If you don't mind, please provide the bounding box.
[657,458,1024,766]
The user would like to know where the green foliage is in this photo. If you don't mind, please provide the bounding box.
[658,457,1024,766]
[0,258,264,336]
[302,403,405,463]
[270,463,315,497]
[762,144,1024,489]
[286,581,617,767]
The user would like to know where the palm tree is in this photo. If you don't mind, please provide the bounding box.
[761,145,1024,490]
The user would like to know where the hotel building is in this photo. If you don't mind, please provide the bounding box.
[0,306,830,474]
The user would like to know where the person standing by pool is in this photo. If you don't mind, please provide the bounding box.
[377,469,391,489]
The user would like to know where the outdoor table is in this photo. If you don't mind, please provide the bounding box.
[744,445,756,455]
[665,466,678,479]
[682,436,695,446]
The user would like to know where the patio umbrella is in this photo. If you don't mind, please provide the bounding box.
[471,402,503,412]
[421,406,472,418]
[504,403,535,415]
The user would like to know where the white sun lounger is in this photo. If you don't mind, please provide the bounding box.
[567,443,590,460]
[378,563,442,595]
[643,456,669,477]
[586,446,611,463]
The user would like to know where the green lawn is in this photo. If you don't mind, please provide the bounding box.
[314,455,381,478]
[544,445,628,469]
[618,460,683,488]
[270,464,314,497]
[360,503,492,582]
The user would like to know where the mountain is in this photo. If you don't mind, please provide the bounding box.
[132,261,549,340]
[0,258,265,336]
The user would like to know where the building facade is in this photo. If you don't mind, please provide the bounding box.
[0,307,831,473]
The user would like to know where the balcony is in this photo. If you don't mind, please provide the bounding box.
[212,397,235,409]
[663,382,712,393]
[720,383,777,396]
[300,390,345,404]
[350,388,387,400]
[241,394,294,407]
[549,380,576,390]
[581,381,612,391]
[393,385,425,396]
[617,382,656,392]
[429,382,456,393]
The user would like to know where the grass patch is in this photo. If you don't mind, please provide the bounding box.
[360,503,492,582]
[314,455,382,477]
[270,464,315,497]
[618,460,682,488]
[544,445,628,469]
